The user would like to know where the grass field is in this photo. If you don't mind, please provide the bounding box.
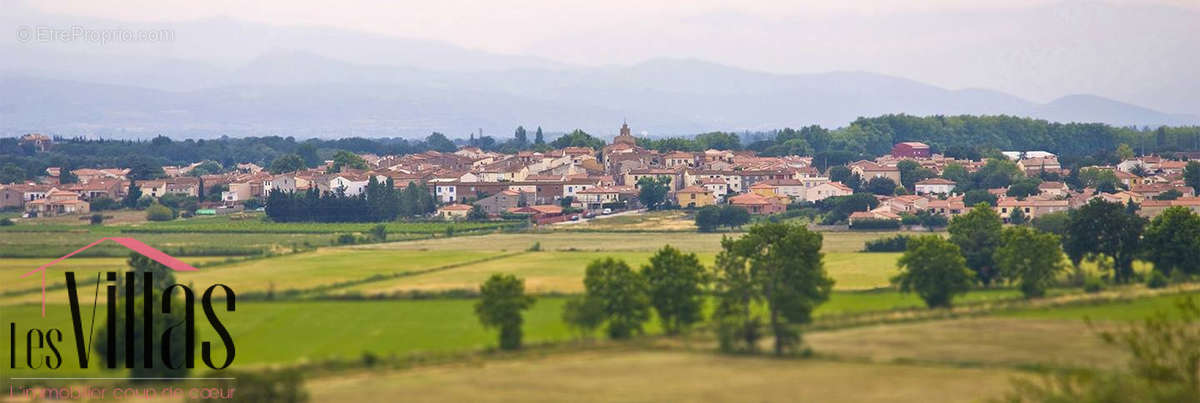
[2,211,1190,402]
[305,351,1023,403]
[0,298,586,377]
[1000,292,1198,321]
[341,251,900,295]
[0,256,229,295]
[0,230,338,257]
[0,250,509,305]
[805,317,1126,369]
[356,230,923,254]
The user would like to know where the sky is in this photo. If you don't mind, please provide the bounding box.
[6,0,1199,114]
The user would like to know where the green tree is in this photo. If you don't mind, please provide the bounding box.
[534,126,545,145]
[637,175,671,210]
[123,181,143,209]
[995,227,1065,298]
[1184,161,1200,194]
[1116,143,1135,160]
[866,176,897,195]
[718,205,751,229]
[1031,211,1070,237]
[550,129,606,149]
[1154,189,1183,201]
[893,235,974,308]
[941,163,969,184]
[297,142,321,168]
[425,132,457,152]
[963,189,998,207]
[1008,208,1028,225]
[1064,199,1146,283]
[467,205,488,221]
[1006,177,1043,199]
[0,163,26,183]
[642,245,708,334]
[474,274,536,350]
[561,296,604,339]
[145,203,175,221]
[269,154,307,174]
[58,168,78,184]
[514,126,528,146]
[694,131,742,150]
[948,203,1004,286]
[125,155,165,180]
[897,160,935,190]
[188,161,223,176]
[714,223,833,355]
[328,150,368,173]
[827,166,862,191]
[581,258,651,339]
[694,205,721,232]
[1142,206,1200,277]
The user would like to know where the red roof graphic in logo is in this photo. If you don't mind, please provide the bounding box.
[21,237,199,317]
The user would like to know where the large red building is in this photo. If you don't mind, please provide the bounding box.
[891,142,931,158]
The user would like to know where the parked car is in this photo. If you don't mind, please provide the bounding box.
[602,208,612,215]
[570,215,580,221]
[584,212,596,218]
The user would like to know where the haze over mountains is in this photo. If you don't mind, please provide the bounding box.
[1,8,1197,139]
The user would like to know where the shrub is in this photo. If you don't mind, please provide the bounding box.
[863,234,910,252]
[0,218,13,226]
[849,218,901,230]
[1146,271,1169,289]
[1083,276,1106,293]
[368,224,387,242]
[334,233,358,245]
[89,214,104,225]
[527,241,541,252]
[89,197,120,211]
[145,204,175,221]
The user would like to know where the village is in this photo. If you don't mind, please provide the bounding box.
[5,125,1198,227]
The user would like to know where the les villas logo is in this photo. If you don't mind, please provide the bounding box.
[9,237,236,373]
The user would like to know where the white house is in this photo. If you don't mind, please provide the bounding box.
[914,178,956,195]
[806,182,853,202]
[434,183,458,203]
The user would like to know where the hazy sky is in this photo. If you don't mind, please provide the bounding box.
[8,0,1200,113]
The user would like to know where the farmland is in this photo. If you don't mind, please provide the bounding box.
[1,211,1195,402]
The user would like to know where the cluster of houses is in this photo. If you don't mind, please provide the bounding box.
[4,126,1199,225]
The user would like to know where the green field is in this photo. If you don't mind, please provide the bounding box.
[1,212,1191,402]
[0,287,1072,377]
[1000,292,1198,321]
[355,230,924,254]
[0,256,229,296]
[0,298,581,377]
[339,251,901,295]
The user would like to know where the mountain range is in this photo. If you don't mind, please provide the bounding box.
[1,16,1196,139]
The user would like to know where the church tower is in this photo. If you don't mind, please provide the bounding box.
[613,121,637,146]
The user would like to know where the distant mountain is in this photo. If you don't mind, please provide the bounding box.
[1,54,1195,139]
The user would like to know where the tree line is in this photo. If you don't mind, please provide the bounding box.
[895,201,1200,308]
[475,223,834,356]
[264,177,436,222]
[477,202,1200,354]
[6,115,1197,184]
